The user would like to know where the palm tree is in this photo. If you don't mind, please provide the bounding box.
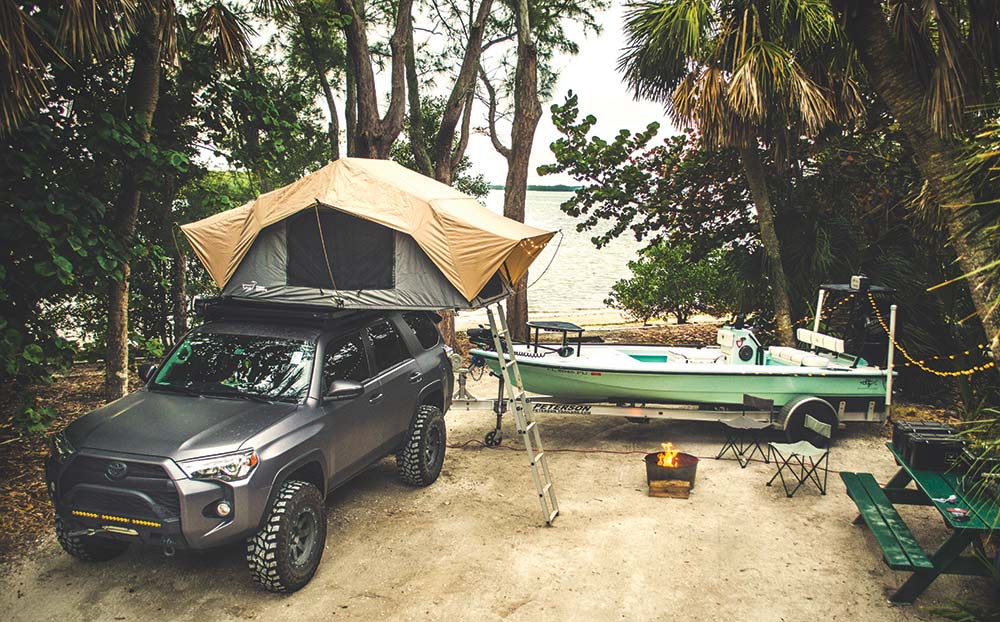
[832,0,1000,364]
[2,1,254,399]
[619,0,863,345]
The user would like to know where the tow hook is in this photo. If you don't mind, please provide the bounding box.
[162,536,176,557]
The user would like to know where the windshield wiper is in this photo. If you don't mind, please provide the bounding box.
[149,384,202,398]
[200,387,274,404]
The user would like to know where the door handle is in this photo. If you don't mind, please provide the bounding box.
[408,371,423,384]
[369,392,384,404]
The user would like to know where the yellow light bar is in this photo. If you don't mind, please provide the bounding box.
[70,510,161,529]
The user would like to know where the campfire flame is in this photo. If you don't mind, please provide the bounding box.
[656,442,679,467]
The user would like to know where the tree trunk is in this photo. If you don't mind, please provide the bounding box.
[502,0,542,342]
[104,7,163,400]
[739,145,795,347]
[336,0,411,158]
[299,12,340,161]
[345,59,357,156]
[837,0,1000,359]
[169,227,188,344]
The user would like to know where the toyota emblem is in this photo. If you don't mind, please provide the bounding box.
[105,461,128,481]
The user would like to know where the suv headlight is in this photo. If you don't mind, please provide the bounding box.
[49,431,75,463]
[179,450,258,481]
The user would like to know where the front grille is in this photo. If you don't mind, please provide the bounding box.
[69,456,170,480]
[59,455,180,519]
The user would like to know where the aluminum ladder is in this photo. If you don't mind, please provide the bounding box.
[486,303,559,526]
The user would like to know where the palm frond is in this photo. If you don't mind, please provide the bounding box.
[196,1,255,67]
[619,0,716,101]
[253,0,295,18]
[0,0,52,132]
[57,0,140,59]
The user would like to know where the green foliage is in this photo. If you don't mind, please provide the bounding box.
[606,242,732,324]
[203,47,329,192]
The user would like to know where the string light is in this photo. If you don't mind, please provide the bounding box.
[794,293,855,327]
[866,293,995,378]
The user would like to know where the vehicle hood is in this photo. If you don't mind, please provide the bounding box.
[65,390,299,462]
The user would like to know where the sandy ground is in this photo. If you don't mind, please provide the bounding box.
[1,374,994,621]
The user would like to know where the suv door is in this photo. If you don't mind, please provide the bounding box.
[321,332,383,477]
[365,317,418,444]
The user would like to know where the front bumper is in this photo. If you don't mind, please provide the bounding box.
[46,450,264,550]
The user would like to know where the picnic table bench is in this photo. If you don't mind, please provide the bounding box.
[841,442,999,603]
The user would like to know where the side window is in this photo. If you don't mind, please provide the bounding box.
[403,312,441,350]
[368,319,410,373]
[323,334,371,388]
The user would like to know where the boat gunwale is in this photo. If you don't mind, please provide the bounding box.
[469,347,890,378]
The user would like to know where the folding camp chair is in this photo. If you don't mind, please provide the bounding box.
[716,415,772,468]
[766,415,831,497]
[717,395,774,468]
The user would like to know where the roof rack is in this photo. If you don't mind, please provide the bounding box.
[194,296,376,327]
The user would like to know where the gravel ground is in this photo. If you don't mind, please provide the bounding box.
[1,373,994,621]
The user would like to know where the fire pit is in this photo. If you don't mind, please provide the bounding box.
[645,443,699,497]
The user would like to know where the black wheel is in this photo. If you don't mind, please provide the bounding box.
[484,428,502,447]
[247,480,326,593]
[55,516,128,562]
[397,405,446,486]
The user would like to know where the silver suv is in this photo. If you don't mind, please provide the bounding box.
[45,306,452,592]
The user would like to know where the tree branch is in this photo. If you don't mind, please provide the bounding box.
[479,63,510,159]
[432,0,493,182]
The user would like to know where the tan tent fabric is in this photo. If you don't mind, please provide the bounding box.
[181,158,556,301]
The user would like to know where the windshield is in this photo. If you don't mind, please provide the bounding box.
[151,331,316,403]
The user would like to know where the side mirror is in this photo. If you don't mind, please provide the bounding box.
[325,380,364,401]
[138,363,158,383]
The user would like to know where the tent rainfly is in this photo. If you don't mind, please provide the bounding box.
[180,158,557,310]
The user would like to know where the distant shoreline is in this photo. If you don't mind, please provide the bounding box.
[489,184,581,192]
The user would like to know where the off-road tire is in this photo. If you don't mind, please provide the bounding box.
[55,516,128,562]
[246,480,326,593]
[396,405,446,486]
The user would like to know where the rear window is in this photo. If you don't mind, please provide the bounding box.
[368,319,410,372]
[403,312,441,350]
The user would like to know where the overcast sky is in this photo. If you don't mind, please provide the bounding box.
[465,2,676,185]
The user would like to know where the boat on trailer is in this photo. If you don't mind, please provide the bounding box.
[458,279,898,441]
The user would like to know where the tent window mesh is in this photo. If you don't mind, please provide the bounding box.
[286,207,394,290]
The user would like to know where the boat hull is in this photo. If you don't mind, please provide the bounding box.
[475,349,887,408]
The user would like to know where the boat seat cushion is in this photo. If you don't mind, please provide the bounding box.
[768,346,829,368]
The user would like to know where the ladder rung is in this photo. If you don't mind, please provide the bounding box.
[520,421,536,434]
[546,510,559,524]
[503,360,516,369]
[530,452,544,465]
[538,482,552,496]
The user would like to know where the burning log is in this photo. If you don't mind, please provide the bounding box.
[648,479,691,499]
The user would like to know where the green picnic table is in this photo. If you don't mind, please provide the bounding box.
[841,442,999,604]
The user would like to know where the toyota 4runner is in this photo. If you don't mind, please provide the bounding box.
[45,304,452,592]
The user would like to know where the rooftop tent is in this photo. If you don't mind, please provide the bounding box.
[180,158,556,310]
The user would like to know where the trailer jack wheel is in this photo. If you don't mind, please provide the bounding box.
[485,429,502,447]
